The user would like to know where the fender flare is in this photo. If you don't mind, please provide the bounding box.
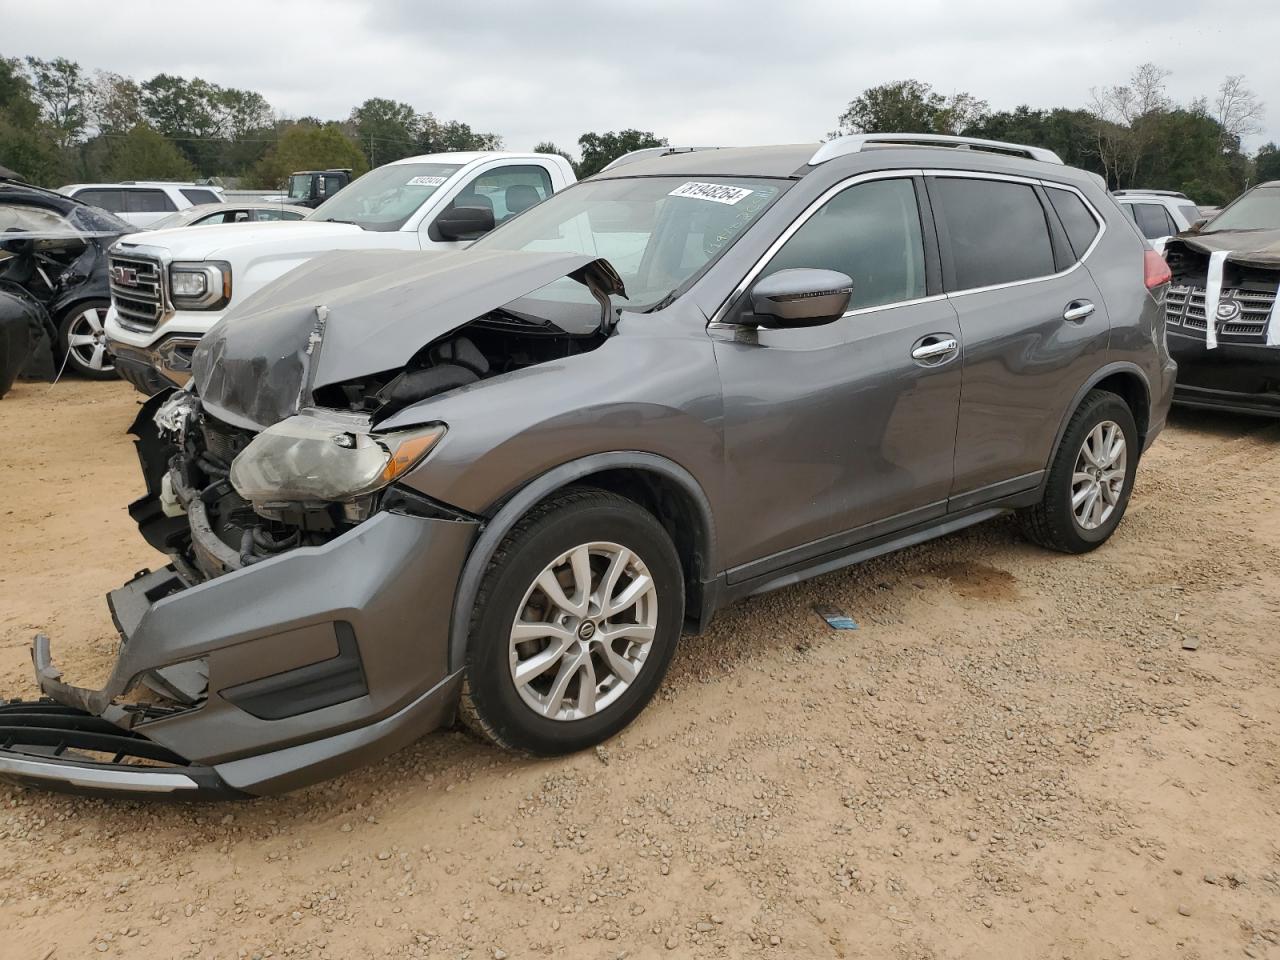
[1046,361,1152,469]
[446,452,717,672]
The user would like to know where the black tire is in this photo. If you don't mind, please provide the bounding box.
[459,487,684,755]
[57,300,118,380]
[1018,389,1139,553]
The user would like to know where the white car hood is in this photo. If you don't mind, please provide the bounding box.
[117,220,370,260]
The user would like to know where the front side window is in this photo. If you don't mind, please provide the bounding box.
[75,188,126,212]
[307,162,462,231]
[932,177,1055,289]
[1046,187,1101,260]
[758,178,926,311]
[450,165,554,223]
[472,175,787,312]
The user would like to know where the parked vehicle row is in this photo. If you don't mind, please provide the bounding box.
[0,134,1177,798]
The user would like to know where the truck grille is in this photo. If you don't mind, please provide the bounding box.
[1166,283,1276,342]
[109,253,169,332]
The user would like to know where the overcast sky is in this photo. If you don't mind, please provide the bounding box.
[3,0,1276,155]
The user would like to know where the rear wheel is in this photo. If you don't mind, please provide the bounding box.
[57,301,117,380]
[1018,389,1138,553]
[459,488,684,755]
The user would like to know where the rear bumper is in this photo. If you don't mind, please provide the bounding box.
[0,508,478,798]
[1168,329,1280,417]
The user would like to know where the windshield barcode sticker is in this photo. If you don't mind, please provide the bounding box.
[407,176,448,187]
[668,182,754,205]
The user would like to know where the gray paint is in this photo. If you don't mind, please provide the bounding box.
[8,141,1175,797]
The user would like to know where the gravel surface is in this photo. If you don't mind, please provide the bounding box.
[1,379,1278,960]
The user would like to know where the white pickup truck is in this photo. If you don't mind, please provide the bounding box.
[104,152,578,393]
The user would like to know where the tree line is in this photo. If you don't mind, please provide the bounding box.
[2,54,1277,203]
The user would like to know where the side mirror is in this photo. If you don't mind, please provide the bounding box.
[436,204,496,241]
[749,268,853,327]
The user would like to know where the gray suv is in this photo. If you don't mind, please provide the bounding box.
[0,134,1175,798]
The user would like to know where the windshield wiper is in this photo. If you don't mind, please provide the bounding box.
[320,218,360,227]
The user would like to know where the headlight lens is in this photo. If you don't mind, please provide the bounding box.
[170,261,231,309]
[229,415,446,506]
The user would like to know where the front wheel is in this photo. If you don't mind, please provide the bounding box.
[57,301,117,380]
[459,487,684,755]
[1018,389,1139,553]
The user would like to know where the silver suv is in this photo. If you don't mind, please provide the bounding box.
[1,134,1176,798]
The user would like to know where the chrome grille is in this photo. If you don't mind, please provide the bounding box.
[1165,283,1276,340]
[109,253,169,332]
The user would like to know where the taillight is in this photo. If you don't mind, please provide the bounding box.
[1144,250,1172,289]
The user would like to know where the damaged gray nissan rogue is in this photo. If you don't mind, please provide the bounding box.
[0,135,1176,797]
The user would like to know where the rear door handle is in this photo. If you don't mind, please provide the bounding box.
[1063,300,1096,322]
[910,335,959,364]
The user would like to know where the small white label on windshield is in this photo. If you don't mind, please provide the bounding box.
[668,181,754,205]
[407,175,448,187]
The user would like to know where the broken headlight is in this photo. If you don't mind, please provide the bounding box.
[229,414,446,507]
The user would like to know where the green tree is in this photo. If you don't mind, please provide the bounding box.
[0,56,40,127]
[253,123,367,189]
[533,140,574,164]
[832,79,988,137]
[576,129,666,178]
[419,116,501,153]
[1256,143,1280,183]
[349,98,421,166]
[0,57,63,183]
[967,106,1102,174]
[23,55,89,150]
[104,124,196,180]
[88,70,143,134]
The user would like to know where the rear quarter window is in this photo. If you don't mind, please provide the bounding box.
[1046,187,1102,260]
[931,177,1056,290]
[125,189,177,213]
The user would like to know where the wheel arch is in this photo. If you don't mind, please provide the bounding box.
[1047,362,1151,469]
[447,453,718,673]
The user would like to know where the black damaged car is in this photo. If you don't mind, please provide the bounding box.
[0,172,129,381]
[1163,180,1280,416]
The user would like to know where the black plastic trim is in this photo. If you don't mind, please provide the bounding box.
[219,622,369,720]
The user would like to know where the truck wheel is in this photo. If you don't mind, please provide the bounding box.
[459,487,684,755]
[57,301,117,380]
[1018,389,1138,553]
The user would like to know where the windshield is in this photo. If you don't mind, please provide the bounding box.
[306,162,462,231]
[288,174,312,201]
[1205,187,1280,232]
[471,175,787,311]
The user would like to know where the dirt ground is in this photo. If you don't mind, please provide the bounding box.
[0,378,1277,960]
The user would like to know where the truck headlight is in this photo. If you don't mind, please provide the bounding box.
[170,261,231,310]
[229,415,446,506]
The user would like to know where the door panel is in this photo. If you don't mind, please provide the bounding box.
[714,296,962,575]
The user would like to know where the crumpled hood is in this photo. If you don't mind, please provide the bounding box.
[1174,228,1280,269]
[193,248,623,430]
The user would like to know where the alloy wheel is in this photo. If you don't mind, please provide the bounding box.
[508,541,658,721]
[65,305,114,373]
[1071,420,1127,531]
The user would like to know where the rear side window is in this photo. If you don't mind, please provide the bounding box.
[931,177,1055,290]
[1129,203,1172,240]
[1046,187,1101,260]
[125,189,177,213]
[74,188,126,211]
[181,188,220,206]
[759,177,926,310]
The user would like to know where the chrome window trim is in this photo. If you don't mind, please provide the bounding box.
[710,168,928,326]
[923,170,1107,299]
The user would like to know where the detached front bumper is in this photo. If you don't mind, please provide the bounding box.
[0,508,477,798]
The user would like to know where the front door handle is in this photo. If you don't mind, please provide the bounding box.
[911,335,959,364]
[1063,300,1096,322]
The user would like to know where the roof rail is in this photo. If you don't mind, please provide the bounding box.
[1113,189,1188,198]
[809,133,1063,166]
[599,146,724,173]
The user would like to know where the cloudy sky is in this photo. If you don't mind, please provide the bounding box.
[3,0,1276,155]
